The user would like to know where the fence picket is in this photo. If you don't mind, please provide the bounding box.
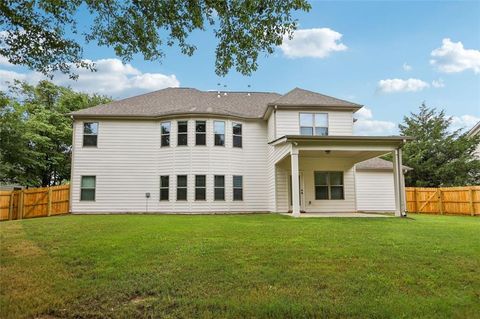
[0,185,70,221]
[406,186,479,216]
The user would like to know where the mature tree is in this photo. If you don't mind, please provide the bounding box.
[399,103,480,187]
[0,80,111,187]
[0,0,311,78]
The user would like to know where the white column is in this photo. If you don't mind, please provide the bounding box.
[398,148,407,216]
[392,149,401,217]
[291,148,300,217]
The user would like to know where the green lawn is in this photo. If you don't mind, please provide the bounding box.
[1,214,479,319]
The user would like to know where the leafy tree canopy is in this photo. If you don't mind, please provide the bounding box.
[0,80,111,187]
[0,0,311,78]
[400,103,480,187]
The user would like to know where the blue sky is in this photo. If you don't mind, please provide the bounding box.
[1,0,479,135]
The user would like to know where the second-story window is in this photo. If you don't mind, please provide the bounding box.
[300,113,328,136]
[214,121,225,146]
[196,121,206,145]
[177,121,188,146]
[161,122,171,147]
[83,122,98,147]
[233,123,242,148]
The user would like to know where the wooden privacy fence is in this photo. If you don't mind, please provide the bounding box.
[406,186,480,216]
[0,185,70,221]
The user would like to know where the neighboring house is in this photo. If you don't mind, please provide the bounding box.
[70,87,410,216]
[467,121,480,158]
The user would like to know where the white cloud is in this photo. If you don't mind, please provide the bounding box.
[353,107,397,136]
[430,38,480,74]
[280,28,347,58]
[377,78,430,93]
[431,78,445,88]
[402,63,412,71]
[451,114,480,132]
[0,58,180,97]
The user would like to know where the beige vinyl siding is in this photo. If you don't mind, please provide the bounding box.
[266,141,292,212]
[275,109,354,137]
[276,157,356,213]
[355,170,395,211]
[71,118,269,213]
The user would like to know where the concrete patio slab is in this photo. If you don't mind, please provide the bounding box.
[282,212,393,218]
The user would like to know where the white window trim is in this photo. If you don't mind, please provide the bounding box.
[161,121,171,147]
[82,122,99,148]
[214,120,226,147]
[299,113,329,136]
[232,122,242,148]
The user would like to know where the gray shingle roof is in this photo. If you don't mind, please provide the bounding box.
[356,157,412,171]
[269,87,362,109]
[71,88,280,119]
[70,87,363,119]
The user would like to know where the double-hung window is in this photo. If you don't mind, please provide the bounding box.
[195,175,206,200]
[299,113,328,136]
[160,176,169,201]
[83,122,98,147]
[80,176,96,201]
[196,121,206,145]
[233,123,242,148]
[214,175,225,201]
[214,121,225,146]
[177,175,187,200]
[314,171,344,200]
[233,176,243,201]
[161,122,171,147]
[177,121,188,146]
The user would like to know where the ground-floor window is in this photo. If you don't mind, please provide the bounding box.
[80,176,96,201]
[160,176,169,201]
[214,175,225,201]
[233,176,243,201]
[195,175,206,200]
[314,171,344,200]
[177,175,187,200]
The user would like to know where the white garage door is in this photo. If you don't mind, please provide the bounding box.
[356,170,395,211]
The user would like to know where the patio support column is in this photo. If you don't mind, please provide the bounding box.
[398,148,407,216]
[392,149,401,216]
[291,147,301,217]
[392,148,406,217]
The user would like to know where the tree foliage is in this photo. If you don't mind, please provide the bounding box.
[400,103,480,187]
[0,80,111,187]
[0,0,311,78]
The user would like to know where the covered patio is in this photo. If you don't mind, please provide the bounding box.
[269,135,411,217]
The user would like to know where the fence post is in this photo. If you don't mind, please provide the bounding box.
[469,187,475,216]
[412,189,417,213]
[18,190,24,220]
[47,188,52,217]
[438,189,443,215]
[8,192,14,220]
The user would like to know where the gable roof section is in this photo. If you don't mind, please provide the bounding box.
[356,157,412,171]
[71,88,281,119]
[268,87,362,109]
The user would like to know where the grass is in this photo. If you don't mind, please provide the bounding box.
[1,214,479,319]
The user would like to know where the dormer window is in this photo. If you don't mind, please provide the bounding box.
[299,113,328,136]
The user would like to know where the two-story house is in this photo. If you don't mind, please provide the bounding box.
[70,87,410,216]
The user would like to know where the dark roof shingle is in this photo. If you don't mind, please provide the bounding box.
[356,157,412,171]
[269,87,362,109]
[70,87,363,119]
